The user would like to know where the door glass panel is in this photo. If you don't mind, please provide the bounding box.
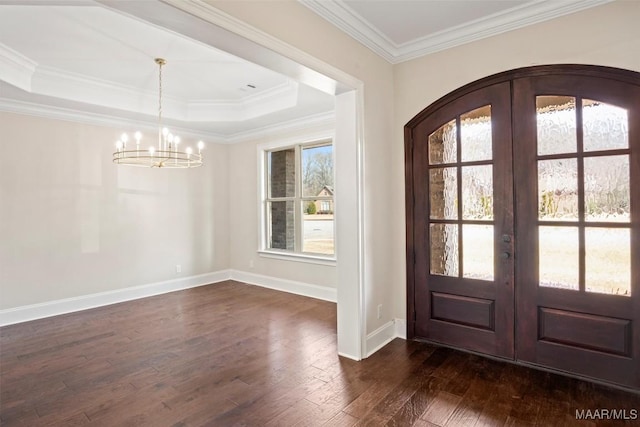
[538,159,578,221]
[462,224,494,280]
[536,96,577,156]
[462,165,493,220]
[584,156,630,222]
[583,99,629,152]
[585,228,631,296]
[430,167,458,219]
[429,119,457,165]
[461,105,492,162]
[539,226,579,290]
[430,224,459,277]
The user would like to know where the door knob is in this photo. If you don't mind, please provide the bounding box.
[501,252,511,259]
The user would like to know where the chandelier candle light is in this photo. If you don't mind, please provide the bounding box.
[113,58,204,168]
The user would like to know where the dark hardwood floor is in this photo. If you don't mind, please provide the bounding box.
[1,280,638,426]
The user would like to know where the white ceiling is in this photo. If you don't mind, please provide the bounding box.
[301,0,612,63]
[0,1,611,142]
[0,1,336,143]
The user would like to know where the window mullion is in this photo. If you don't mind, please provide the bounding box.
[266,197,296,202]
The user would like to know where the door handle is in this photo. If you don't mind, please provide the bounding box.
[501,252,511,259]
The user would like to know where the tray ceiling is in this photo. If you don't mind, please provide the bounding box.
[0,1,336,143]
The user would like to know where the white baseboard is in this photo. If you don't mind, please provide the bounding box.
[365,320,397,357]
[229,269,337,303]
[365,318,407,357]
[338,351,361,361]
[395,318,407,339]
[0,269,337,327]
[3,267,405,367]
[0,270,232,326]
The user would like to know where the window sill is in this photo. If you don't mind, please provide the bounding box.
[258,250,336,266]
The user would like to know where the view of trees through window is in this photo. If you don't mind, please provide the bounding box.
[303,145,334,198]
[536,98,631,296]
[429,99,631,295]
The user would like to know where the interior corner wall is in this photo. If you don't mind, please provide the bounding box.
[390,0,640,321]
[0,112,230,310]
[207,1,396,335]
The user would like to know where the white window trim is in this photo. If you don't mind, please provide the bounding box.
[257,131,337,264]
[257,250,336,266]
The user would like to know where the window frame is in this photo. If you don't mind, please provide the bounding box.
[258,135,336,264]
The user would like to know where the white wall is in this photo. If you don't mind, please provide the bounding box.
[0,112,229,309]
[391,1,640,320]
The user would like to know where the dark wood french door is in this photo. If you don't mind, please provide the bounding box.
[406,66,640,390]
[409,82,515,359]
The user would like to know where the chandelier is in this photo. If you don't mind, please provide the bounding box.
[113,58,204,168]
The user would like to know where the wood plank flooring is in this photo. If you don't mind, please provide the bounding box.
[1,280,638,426]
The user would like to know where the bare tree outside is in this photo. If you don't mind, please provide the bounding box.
[429,99,631,295]
[303,145,334,197]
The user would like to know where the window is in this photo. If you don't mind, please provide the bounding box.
[262,140,334,258]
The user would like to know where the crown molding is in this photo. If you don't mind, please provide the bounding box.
[226,111,335,144]
[300,0,614,64]
[0,97,336,145]
[0,97,227,143]
[299,0,397,63]
[0,42,37,91]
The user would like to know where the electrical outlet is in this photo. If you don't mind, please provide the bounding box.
[377,304,382,320]
[175,264,181,274]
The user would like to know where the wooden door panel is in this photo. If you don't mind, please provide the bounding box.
[538,307,632,357]
[536,343,636,388]
[431,292,495,330]
[411,81,514,359]
[417,319,498,356]
[513,73,640,389]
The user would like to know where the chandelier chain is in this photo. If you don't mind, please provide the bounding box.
[158,59,163,149]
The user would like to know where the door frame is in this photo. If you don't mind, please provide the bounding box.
[405,64,640,390]
[106,0,369,361]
